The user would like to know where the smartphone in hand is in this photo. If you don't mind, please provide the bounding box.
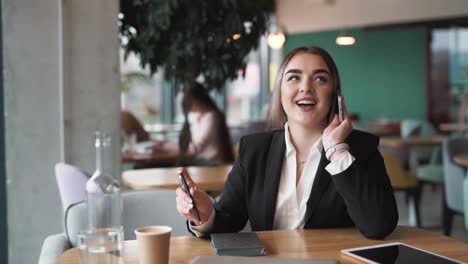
[337,95,344,122]
[179,173,202,223]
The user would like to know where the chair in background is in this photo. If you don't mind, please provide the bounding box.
[400,119,422,138]
[381,151,421,227]
[39,189,187,264]
[400,119,438,163]
[464,174,468,232]
[416,147,445,226]
[442,137,468,235]
[401,120,445,227]
[417,147,443,184]
[55,163,91,212]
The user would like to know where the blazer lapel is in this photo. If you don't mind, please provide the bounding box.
[304,151,332,225]
[263,130,286,230]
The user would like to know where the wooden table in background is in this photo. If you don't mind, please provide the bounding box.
[454,153,468,168]
[122,149,180,164]
[56,226,468,264]
[144,123,182,134]
[379,136,445,171]
[122,164,232,192]
[439,123,468,133]
[379,136,445,149]
[362,121,401,137]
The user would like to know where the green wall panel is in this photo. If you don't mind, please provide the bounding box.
[284,28,426,122]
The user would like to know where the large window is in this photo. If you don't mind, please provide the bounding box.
[120,38,279,139]
[120,50,162,126]
[226,50,262,125]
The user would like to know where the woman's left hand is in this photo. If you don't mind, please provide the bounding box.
[322,96,353,160]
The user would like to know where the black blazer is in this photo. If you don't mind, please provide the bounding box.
[195,129,398,239]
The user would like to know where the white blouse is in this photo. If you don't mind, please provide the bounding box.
[272,123,355,229]
[189,111,223,163]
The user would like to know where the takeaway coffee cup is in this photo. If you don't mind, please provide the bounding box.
[134,226,172,264]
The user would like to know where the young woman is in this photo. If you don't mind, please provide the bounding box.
[175,46,398,239]
[183,83,234,165]
[155,83,234,165]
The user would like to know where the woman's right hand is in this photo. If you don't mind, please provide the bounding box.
[176,167,214,225]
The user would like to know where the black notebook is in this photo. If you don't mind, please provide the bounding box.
[210,232,267,256]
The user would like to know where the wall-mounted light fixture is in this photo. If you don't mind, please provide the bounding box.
[267,16,287,49]
[267,31,286,49]
[336,31,356,46]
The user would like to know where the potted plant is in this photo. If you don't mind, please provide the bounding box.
[119,0,274,159]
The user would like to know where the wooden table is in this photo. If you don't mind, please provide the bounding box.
[379,136,445,149]
[144,123,182,134]
[379,136,445,172]
[122,164,232,192]
[366,121,401,136]
[56,226,468,264]
[122,149,180,164]
[122,147,196,168]
[454,153,468,168]
[439,123,468,133]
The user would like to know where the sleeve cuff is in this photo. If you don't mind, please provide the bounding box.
[188,209,216,237]
[325,151,355,175]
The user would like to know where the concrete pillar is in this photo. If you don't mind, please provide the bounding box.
[62,0,120,174]
[3,0,120,262]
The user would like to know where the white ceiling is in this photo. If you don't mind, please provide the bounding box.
[277,0,468,33]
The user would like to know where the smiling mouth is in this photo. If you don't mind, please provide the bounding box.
[296,99,316,107]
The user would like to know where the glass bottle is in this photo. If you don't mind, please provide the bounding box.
[85,131,123,263]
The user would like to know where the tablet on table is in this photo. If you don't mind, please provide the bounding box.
[341,242,464,264]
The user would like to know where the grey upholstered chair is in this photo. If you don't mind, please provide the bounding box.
[55,162,90,212]
[442,137,468,235]
[39,189,188,264]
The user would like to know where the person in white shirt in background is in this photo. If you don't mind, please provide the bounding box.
[155,83,234,165]
[175,46,398,239]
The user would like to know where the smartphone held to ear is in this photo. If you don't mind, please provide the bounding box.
[337,95,343,122]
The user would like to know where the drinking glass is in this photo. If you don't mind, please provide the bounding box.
[78,228,123,264]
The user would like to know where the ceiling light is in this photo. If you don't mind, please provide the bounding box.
[336,33,356,46]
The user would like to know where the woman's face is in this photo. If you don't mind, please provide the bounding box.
[280,52,334,129]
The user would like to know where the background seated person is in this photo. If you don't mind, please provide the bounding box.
[175,46,398,239]
[155,83,235,166]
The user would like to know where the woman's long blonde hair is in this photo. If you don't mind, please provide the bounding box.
[269,46,342,129]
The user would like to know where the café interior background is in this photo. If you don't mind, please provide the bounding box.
[3,0,468,263]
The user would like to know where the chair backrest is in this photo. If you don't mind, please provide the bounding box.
[55,163,91,212]
[401,119,440,163]
[400,119,422,138]
[442,137,468,213]
[381,151,418,189]
[65,189,188,247]
[401,119,437,138]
